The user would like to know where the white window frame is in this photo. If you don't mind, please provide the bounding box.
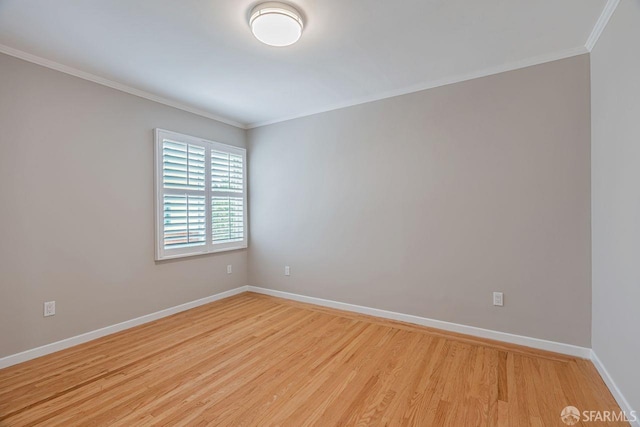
[154,129,247,261]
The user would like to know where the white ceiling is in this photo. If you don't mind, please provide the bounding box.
[0,0,608,128]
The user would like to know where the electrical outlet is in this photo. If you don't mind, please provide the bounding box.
[284,266,290,276]
[227,264,232,274]
[44,301,56,317]
[493,292,504,307]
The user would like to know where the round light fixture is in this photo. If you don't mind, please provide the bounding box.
[249,2,304,47]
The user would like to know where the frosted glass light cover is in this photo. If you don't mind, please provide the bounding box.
[250,3,304,47]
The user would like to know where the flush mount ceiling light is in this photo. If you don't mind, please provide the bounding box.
[249,2,304,47]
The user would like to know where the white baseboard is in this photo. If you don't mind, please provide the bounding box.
[591,350,639,426]
[247,286,592,359]
[0,286,249,370]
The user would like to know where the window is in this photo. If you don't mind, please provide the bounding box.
[154,129,247,260]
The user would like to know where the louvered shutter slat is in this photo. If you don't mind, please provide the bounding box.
[211,151,243,193]
[163,140,206,190]
[162,194,206,249]
[211,196,244,243]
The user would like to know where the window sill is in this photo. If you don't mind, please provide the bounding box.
[155,244,248,262]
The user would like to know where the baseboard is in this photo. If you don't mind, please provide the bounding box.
[247,286,592,359]
[0,285,249,370]
[591,350,639,426]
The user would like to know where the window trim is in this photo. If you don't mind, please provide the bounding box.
[154,129,247,261]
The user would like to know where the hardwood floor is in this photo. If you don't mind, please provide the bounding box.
[0,292,625,426]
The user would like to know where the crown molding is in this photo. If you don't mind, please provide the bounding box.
[2,29,598,132]
[0,44,247,129]
[585,0,620,52]
[246,45,589,129]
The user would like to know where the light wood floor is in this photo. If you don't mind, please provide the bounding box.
[0,292,625,426]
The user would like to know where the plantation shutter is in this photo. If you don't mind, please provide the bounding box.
[211,151,245,244]
[161,141,207,251]
[155,129,247,260]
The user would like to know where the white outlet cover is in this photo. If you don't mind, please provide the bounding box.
[493,292,504,307]
[44,301,56,317]
[284,266,290,276]
[227,264,232,274]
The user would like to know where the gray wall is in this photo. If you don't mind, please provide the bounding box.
[591,0,640,412]
[0,53,248,357]
[248,54,592,346]
[0,48,595,358]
